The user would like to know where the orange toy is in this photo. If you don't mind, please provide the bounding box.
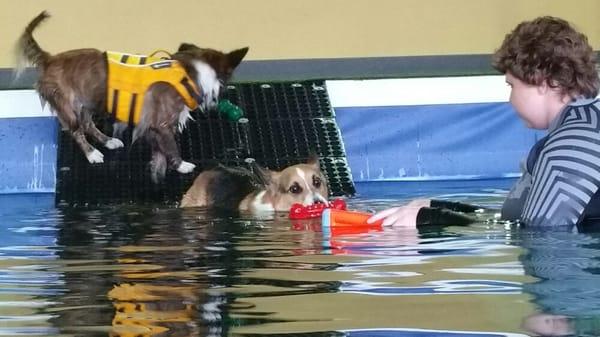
[321,208,383,236]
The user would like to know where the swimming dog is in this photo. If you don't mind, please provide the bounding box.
[180,157,329,212]
[15,11,249,182]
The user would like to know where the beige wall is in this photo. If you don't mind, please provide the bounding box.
[1,0,599,68]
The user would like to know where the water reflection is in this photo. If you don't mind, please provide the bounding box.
[0,194,566,337]
[52,206,261,337]
[0,206,62,336]
[518,229,600,336]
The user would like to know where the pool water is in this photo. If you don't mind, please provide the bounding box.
[1,181,600,337]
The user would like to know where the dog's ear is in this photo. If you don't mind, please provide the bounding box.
[178,43,199,52]
[269,170,281,186]
[227,47,249,69]
[306,153,320,170]
[250,162,278,187]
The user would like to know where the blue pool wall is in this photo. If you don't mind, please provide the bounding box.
[0,90,58,194]
[327,77,545,186]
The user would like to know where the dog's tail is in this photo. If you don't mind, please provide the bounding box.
[150,152,168,184]
[14,11,51,79]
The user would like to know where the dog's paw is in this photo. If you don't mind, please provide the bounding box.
[86,149,104,164]
[105,138,124,150]
[176,161,196,174]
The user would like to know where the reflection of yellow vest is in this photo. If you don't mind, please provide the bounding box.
[109,283,197,337]
[106,51,201,125]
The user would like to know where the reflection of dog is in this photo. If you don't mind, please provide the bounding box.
[109,283,200,337]
[16,11,248,181]
[180,157,329,212]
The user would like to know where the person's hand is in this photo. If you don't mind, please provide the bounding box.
[367,199,431,227]
[521,313,573,336]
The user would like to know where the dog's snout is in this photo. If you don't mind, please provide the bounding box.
[312,194,328,205]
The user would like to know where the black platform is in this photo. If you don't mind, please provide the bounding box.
[55,80,355,206]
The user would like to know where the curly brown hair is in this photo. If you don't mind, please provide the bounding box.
[492,16,599,98]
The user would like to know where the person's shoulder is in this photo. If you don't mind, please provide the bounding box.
[559,98,600,126]
[542,101,600,157]
[551,99,600,136]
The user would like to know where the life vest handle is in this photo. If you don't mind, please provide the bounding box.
[148,50,173,59]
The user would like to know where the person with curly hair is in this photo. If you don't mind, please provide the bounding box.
[368,16,600,229]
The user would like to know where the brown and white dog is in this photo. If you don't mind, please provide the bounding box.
[180,157,329,212]
[15,11,248,182]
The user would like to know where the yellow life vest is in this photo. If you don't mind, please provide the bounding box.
[105,51,201,125]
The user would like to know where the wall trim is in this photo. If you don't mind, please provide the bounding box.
[1,54,501,89]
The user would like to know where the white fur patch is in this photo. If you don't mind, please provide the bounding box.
[296,168,314,205]
[86,149,104,164]
[252,191,275,212]
[105,138,124,149]
[178,108,194,132]
[177,161,196,174]
[193,61,220,110]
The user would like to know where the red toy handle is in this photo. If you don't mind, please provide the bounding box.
[289,198,347,219]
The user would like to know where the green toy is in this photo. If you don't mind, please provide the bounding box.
[217,99,244,121]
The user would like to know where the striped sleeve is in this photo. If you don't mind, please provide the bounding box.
[522,104,600,227]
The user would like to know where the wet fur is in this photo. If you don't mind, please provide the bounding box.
[181,158,329,212]
[15,11,248,182]
[180,166,257,210]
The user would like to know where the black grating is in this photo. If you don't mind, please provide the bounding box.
[55,80,355,206]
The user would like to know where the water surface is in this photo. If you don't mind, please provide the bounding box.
[1,185,599,337]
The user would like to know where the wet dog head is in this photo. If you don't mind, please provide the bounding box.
[257,156,329,212]
[174,43,249,110]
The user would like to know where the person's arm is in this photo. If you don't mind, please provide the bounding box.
[416,207,475,226]
[367,199,480,227]
[521,124,600,228]
[429,199,482,213]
